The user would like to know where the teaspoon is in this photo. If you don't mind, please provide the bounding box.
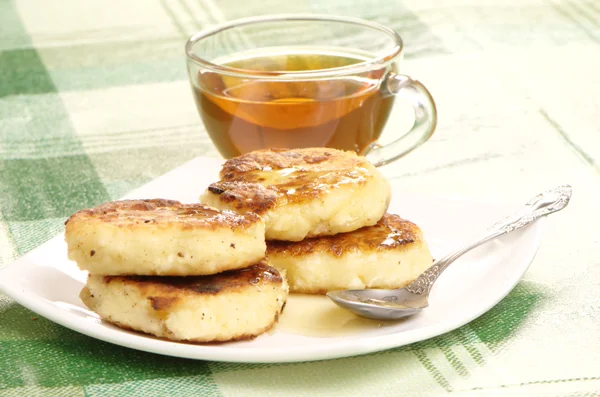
[327,185,572,320]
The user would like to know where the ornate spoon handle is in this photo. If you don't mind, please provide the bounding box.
[405,185,572,295]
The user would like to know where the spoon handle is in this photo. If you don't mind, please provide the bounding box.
[405,185,572,295]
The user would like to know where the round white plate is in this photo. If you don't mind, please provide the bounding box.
[0,156,544,363]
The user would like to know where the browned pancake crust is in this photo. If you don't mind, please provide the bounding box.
[220,148,342,176]
[97,260,282,311]
[88,310,283,344]
[206,148,371,215]
[65,199,260,230]
[267,214,421,257]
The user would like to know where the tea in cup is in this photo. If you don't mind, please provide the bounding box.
[186,15,436,166]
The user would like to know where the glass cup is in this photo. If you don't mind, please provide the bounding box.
[186,14,437,166]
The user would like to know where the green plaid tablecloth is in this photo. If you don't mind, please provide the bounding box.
[1,0,600,396]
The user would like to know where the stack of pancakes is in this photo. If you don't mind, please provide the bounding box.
[200,148,434,295]
[65,200,288,342]
[65,147,433,343]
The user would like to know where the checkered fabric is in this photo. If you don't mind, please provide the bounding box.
[1,0,599,396]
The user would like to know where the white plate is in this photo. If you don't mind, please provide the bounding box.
[0,156,544,363]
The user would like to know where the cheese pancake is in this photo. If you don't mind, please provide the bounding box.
[80,261,288,342]
[266,214,433,294]
[200,148,391,241]
[65,199,265,276]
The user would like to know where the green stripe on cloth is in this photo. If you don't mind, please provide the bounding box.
[0,156,109,221]
[0,211,17,267]
[0,386,85,397]
[38,39,187,92]
[87,146,208,200]
[0,1,110,255]
[209,349,444,396]
[83,375,223,397]
[0,294,73,341]
[160,0,192,39]
[0,154,110,253]
[0,50,56,97]
[0,300,223,395]
[5,219,64,257]
[434,338,470,378]
[412,348,452,392]
[456,326,487,366]
[469,282,546,351]
[0,339,212,388]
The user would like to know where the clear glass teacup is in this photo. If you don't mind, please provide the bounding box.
[186,14,437,166]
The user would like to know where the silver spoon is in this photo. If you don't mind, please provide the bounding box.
[327,185,572,321]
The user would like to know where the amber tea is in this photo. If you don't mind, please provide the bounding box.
[192,51,395,158]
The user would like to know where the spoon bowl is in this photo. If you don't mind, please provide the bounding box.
[327,185,572,321]
[327,288,427,320]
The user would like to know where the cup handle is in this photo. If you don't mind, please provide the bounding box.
[364,73,437,167]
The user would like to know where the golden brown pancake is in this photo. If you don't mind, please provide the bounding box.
[266,214,433,293]
[65,199,266,276]
[200,148,391,241]
[80,260,289,342]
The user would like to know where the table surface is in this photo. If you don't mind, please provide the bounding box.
[1,0,599,396]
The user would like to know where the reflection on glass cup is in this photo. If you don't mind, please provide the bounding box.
[186,14,437,166]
